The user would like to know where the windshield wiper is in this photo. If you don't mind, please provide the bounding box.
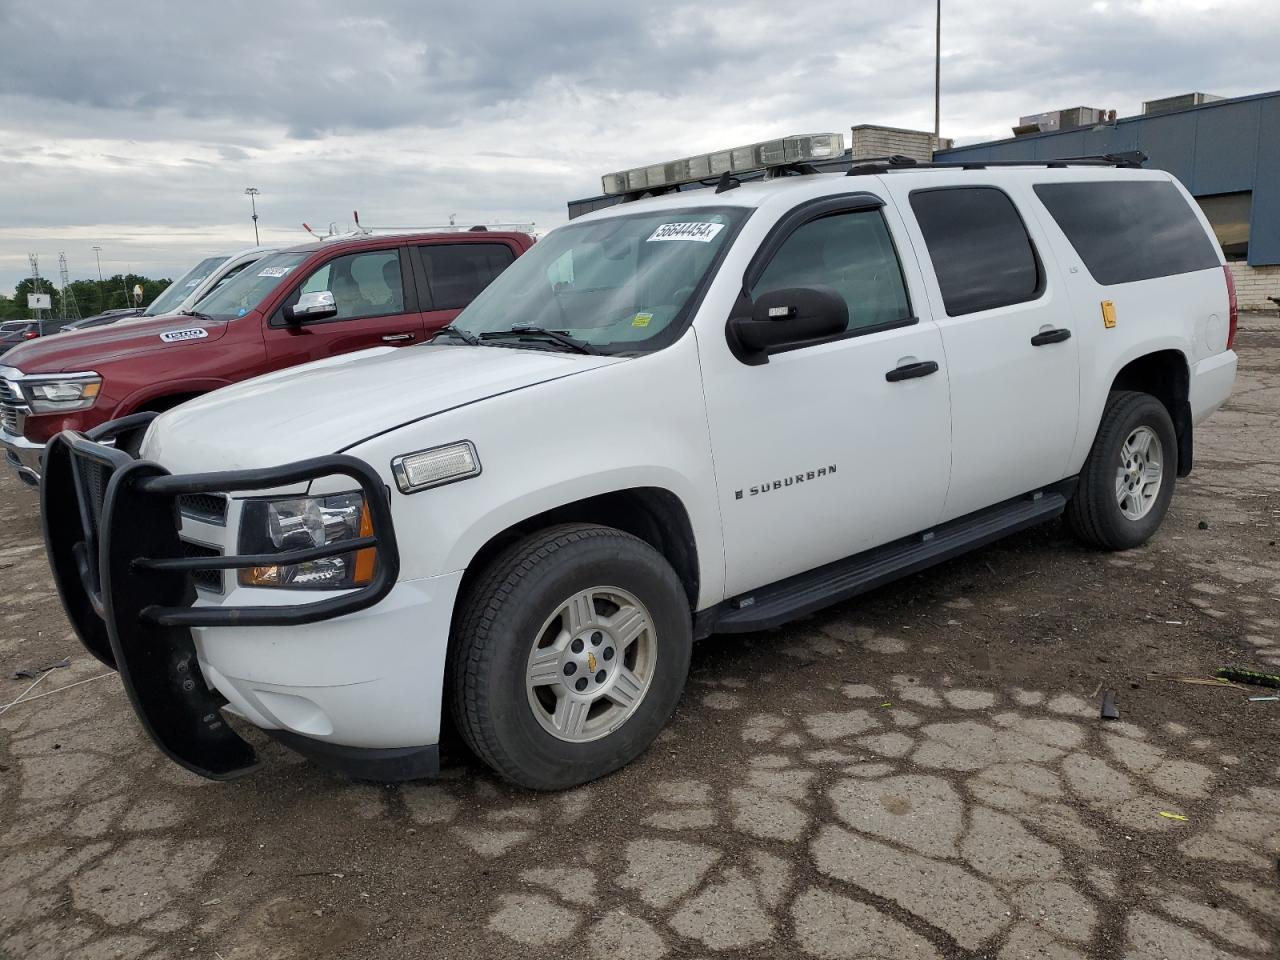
[178,309,215,322]
[432,323,481,346]
[478,325,599,355]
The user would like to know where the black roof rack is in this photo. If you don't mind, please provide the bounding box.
[846,150,1148,176]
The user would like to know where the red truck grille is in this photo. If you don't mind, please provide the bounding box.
[0,375,26,435]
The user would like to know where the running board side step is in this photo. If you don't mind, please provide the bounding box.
[712,485,1071,634]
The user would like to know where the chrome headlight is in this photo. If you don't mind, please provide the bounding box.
[27,374,102,413]
[237,493,376,589]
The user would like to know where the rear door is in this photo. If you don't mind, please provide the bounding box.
[411,240,517,335]
[889,182,1081,521]
[262,246,427,368]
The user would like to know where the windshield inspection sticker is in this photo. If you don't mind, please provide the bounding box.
[160,328,208,343]
[647,222,725,243]
[631,312,653,328]
[257,266,293,278]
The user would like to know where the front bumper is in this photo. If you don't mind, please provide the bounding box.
[40,414,432,782]
[1,425,42,486]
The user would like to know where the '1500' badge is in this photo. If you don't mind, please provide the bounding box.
[160,328,209,343]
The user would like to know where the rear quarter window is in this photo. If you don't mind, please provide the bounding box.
[1033,180,1220,285]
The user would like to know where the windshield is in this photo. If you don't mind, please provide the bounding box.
[144,256,229,316]
[194,252,311,320]
[452,206,747,353]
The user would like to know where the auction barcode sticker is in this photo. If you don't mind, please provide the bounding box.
[258,266,293,278]
[647,222,725,243]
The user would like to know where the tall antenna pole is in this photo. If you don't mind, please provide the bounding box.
[244,187,261,245]
[933,0,941,143]
[92,245,105,314]
[58,252,81,322]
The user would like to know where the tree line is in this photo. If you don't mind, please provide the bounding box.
[0,274,174,322]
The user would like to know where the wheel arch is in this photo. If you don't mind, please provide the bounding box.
[1107,349,1192,477]
[118,379,232,416]
[455,486,702,617]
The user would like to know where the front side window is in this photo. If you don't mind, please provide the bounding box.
[279,249,406,323]
[144,256,229,316]
[452,206,748,353]
[195,252,310,320]
[1035,180,1221,284]
[751,209,912,334]
[418,243,515,311]
[910,187,1041,316]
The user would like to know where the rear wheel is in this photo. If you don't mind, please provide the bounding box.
[1067,390,1177,550]
[449,523,692,790]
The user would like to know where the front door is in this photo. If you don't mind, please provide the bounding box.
[263,247,426,369]
[888,183,1081,522]
[702,197,954,598]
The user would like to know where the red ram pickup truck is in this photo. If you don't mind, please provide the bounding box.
[0,230,533,486]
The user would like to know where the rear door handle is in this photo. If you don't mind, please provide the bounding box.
[1030,328,1072,346]
[381,333,415,343]
[885,360,939,382]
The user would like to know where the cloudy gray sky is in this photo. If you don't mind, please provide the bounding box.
[1,0,1276,295]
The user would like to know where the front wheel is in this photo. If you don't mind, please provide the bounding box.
[449,524,692,790]
[1067,390,1177,550]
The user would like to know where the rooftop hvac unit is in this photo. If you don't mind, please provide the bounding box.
[1014,106,1109,137]
[1142,93,1224,115]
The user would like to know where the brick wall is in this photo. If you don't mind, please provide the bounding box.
[1227,262,1280,311]
[850,126,951,163]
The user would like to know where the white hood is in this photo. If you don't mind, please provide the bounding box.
[141,344,622,473]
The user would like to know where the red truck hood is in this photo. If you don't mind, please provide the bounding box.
[1,314,232,373]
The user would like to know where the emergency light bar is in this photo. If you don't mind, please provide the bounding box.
[601,133,845,196]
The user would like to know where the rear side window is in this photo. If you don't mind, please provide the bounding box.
[910,187,1041,316]
[1034,180,1220,285]
[751,209,912,334]
[418,243,516,310]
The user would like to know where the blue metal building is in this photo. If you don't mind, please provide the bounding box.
[934,90,1280,267]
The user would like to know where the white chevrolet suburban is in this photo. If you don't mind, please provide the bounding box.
[43,134,1238,790]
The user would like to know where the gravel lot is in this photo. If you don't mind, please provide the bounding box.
[2,316,1279,960]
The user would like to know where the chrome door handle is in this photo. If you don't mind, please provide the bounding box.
[381,333,415,343]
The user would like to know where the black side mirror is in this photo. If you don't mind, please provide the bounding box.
[727,286,848,364]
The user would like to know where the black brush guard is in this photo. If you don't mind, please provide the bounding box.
[41,413,400,780]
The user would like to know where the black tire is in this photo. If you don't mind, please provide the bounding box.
[1067,390,1177,550]
[448,523,692,790]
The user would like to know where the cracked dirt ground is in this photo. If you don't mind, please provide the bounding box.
[3,317,1280,960]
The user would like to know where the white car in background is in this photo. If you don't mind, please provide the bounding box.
[118,246,279,323]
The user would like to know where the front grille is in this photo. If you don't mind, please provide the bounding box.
[0,378,20,404]
[0,405,20,435]
[80,459,111,532]
[177,493,228,525]
[181,540,224,594]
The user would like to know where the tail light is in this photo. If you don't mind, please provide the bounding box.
[21,331,38,340]
[1223,265,1238,350]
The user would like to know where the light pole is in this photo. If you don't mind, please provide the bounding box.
[933,0,941,143]
[92,245,105,313]
[243,188,261,245]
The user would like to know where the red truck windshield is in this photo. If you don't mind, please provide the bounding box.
[195,252,310,320]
